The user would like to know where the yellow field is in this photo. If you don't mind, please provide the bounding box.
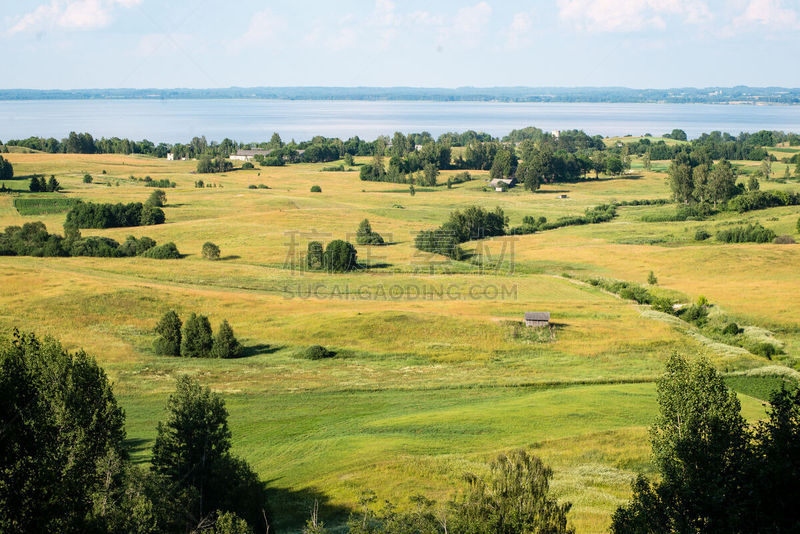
[1,152,798,532]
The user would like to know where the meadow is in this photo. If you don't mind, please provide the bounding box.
[1,149,799,532]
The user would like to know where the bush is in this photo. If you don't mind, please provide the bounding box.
[647,271,658,285]
[722,323,742,336]
[248,184,257,189]
[773,235,795,244]
[322,240,357,272]
[322,165,345,172]
[154,310,182,356]
[180,313,213,357]
[211,320,241,359]
[716,223,776,244]
[695,228,711,241]
[751,342,779,359]
[118,235,156,256]
[202,241,221,260]
[306,241,324,269]
[680,303,709,326]
[300,345,335,360]
[310,185,322,193]
[83,174,92,183]
[142,242,181,259]
[197,156,232,174]
[241,162,254,169]
[139,204,166,225]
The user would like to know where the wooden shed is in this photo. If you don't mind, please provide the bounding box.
[524,312,550,327]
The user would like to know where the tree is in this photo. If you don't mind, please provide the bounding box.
[310,185,322,192]
[606,155,624,176]
[83,174,93,184]
[795,160,800,178]
[356,218,385,245]
[667,152,695,203]
[0,155,13,180]
[211,320,241,359]
[748,173,761,192]
[180,313,213,357]
[642,151,652,171]
[154,310,182,356]
[450,449,574,534]
[202,241,221,260]
[647,271,658,285]
[151,376,264,529]
[344,153,354,167]
[0,330,126,532]
[667,129,688,141]
[323,240,357,272]
[147,189,167,207]
[46,175,60,192]
[409,184,415,196]
[140,204,166,225]
[611,354,750,533]
[421,162,439,186]
[761,158,772,180]
[708,159,738,206]
[29,175,46,192]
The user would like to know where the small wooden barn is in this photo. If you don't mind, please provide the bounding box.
[524,312,550,327]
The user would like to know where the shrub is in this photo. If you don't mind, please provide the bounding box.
[651,297,676,315]
[751,342,779,359]
[210,320,241,359]
[202,241,221,260]
[248,184,257,189]
[680,303,709,326]
[716,223,776,244]
[180,313,213,357]
[773,235,795,244]
[154,310,182,356]
[118,235,156,256]
[647,271,658,285]
[322,240,357,272]
[301,345,335,360]
[322,165,345,172]
[310,185,322,193]
[197,156,232,174]
[722,323,742,336]
[83,174,93,183]
[142,242,181,259]
[257,184,269,189]
[694,228,711,241]
[241,162,254,169]
[66,201,165,229]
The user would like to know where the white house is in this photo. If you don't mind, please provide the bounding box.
[231,149,273,162]
[166,153,174,161]
[489,177,516,192]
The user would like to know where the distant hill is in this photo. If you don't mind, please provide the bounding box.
[1,86,800,104]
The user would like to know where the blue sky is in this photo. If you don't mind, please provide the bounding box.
[3,0,800,89]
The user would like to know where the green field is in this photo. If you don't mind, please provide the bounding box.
[1,152,799,532]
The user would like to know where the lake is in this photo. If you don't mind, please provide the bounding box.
[2,100,800,143]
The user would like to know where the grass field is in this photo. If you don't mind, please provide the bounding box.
[1,151,799,532]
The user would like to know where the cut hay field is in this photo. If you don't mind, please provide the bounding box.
[1,152,799,532]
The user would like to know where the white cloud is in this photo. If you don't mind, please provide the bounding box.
[557,0,711,33]
[733,0,800,29]
[9,0,141,34]
[451,2,493,35]
[229,8,287,50]
[506,11,534,50]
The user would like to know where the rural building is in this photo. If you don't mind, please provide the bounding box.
[557,194,568,199]
[231,148,273,161]
[166,152,174,161]
[489,177,516,191]
[524,312,550,327]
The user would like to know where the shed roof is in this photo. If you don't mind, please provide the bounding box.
[524,312,550,321]
[235,149,273,156]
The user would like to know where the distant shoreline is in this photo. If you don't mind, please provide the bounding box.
[1,86,799,105]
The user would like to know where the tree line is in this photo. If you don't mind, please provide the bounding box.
[65,199,165,228]
[0,221,180,259]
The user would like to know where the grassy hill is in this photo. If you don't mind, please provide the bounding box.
[0,152,798,532]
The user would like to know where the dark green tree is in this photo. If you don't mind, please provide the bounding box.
[211,320,241,359]
[323,240,357,272]
[151,376,264,529]
[307,241,324,269]
[154,310,182,356]
[611,354,750,533]
[356,219,385,245]
[46,175,61,192]
[180,313,213,358]
[0,155,13,180]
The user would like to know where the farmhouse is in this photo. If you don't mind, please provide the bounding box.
[231,148,273,162]
[489,177,516,191]
[524,312,550,327]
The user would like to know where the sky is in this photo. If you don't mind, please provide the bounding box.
[2,0,800,89]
